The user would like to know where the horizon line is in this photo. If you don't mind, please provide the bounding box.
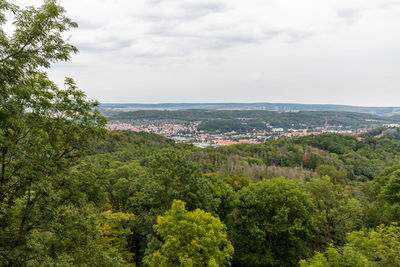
[99,102,400,108]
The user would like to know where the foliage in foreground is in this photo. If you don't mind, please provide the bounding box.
[0,0,131,265]
[146,200,233,267]
[300,224,400,267]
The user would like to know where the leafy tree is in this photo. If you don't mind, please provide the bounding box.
[316,165,347,184]
[127,149,219,264]
[306,176,363,246]
[380,171,400,204]
[303,152,325,170]
[300,224,400,267]
[102,160,148,211]
[140,149,217,212]
[146,200,233,267]
[228,177,318,266]
[0,0,110,264]
[300,245,368,267]
[205,173,236,222]
[362,165,400,227]
[23,206,134,266]
[222,174,251,191]
[374,165,400,194]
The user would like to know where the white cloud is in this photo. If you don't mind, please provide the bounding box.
[8,0,400,105]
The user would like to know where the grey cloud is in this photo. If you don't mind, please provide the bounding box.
[136,1,227,22]
[337,8,359,18]
[141,24,314,58]
[130,48,189,59]
[146,0,164,4]
[66,1,317,60]
[75,26,315,60]
[75,19,102,30]
[379,1,400,9]
[52,62,85,69]
[179,1,227,15]
[152,24,311,42]
[281,30,314,43]
[119,0,315,59]
[147,0,227,11]
[336,7,362,24]
[148,25,200,38]
[76,37,134,53]
[138,11,216,22]
[216,34,261,44]
[227,28,314,44]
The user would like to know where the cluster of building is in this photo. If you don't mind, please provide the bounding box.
[107,122,195,136]
[107,121,369,147]
[107,123,140,131]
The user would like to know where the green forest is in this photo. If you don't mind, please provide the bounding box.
[3,1,400,266]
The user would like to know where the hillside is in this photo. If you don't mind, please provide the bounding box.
[109,109,400,130]
[101,102,400,115]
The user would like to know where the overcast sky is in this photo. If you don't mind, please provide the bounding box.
[12,0,400,106]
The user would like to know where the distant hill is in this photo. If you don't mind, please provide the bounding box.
[100,103,400,116]
[109,110,400,131]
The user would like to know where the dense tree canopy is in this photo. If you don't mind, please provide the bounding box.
[4,1,400,266]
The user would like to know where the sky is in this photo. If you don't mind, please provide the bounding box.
[10,0,400,106]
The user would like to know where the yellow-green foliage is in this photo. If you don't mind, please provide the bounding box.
[24,206,135,266]
[301,224,400,267]
[223,175,251,191]
[99,210,135,261]
[148,200,233,267]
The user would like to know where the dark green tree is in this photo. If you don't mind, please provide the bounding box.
[228,177,318,266]
[306,176,363,246]
[316,165,347,184]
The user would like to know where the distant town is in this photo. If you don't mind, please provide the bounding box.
[106,121,388,148]
[104,108,400,147]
